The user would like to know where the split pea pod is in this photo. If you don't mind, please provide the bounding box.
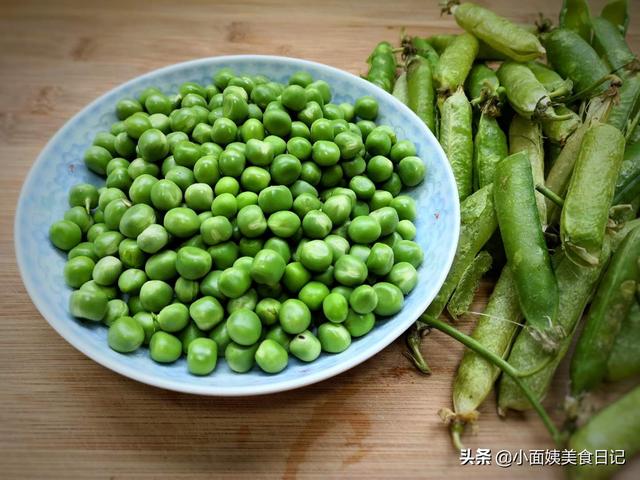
[607,72,640,133]
[498,219,639,412]
[561,122,625,267]
[509,116,547,229]
[494,151,560,351]
[407,56,436,132]
[613,140,640,205]
[421,185,497,321]
[544,28,611,98]
[366,41,397,93]
[526,61,574,98]
[439,88,473,200]
[496,61,562,121]
[542,105,581,146]
[433,33,478,95]
[559,0,592,42]
[592,16,638,72]
[446,266,522,442]
[392,71,408,105]
[570,224,640,395]
[446,251,492,320]
[606,301,640,382]
[449,2,545,62]
[568,385,640,480]
[601,0,629,35]
[474,113,508,188]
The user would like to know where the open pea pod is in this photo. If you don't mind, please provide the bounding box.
[561,122,625,267]
[449,2,545,62]
[568,386,640,480]
[601,0,629,35]
[559,0,592,42]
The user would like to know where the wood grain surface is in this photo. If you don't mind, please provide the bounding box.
[1,1,639,478]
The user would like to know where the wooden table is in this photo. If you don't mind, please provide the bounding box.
[1,1,638,478]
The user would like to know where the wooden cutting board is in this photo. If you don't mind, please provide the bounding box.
[1,0,638,478]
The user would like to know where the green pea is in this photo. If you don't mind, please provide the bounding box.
[107,157,130,176]
[344,310,375,337]
[117,268,147,294]
[102,298,129,327]
[365,129,392,156]
[289,71,313,87]
[69,289,108,321]
[149,179,181,211]
[131,312,156,344]
[288,330,321,362]
[135,128,168,163]
[334,254,368,287]
[63,256,95,288]
[290,179,318,198]
[139,280,173,312]
[253,339,288,374]
[365,155,393,183]
[198,216,231,246]
[398,156,426,187]
[342,156,367,179]
[236,205,267,238]
[127,295,144,314]
[291,194,320,219]
[209,321,230,356]
[63,206,93,234]
[262,136,286,157]
[347,216,381,244]
[214,176,240,196]
[149,331,182,363]
[393,240,424,267]
[208,241,239,270]
[269,153,302,186]
[300,210,331,239]
[319,195,349,227]
[226,308,262,346]
[163,207,200,238]
[135,224,167,254]
[372,282,404,316]
[165,166,195,191]
[322,292,349,323]
[349,244,371,263]
[239,118,265,142]
[289,121,310,140]
[333,131,363,160]
[119,203,155,238]
[349,285,378,314]
[313,265,334,286]
[219,267,251,299]
[298,281,330,311]
[68,242,97,262]
[299,239,333,272]
[83,145,112,176]
[211,117,237,145]
[355,96,379,120]
[222,92,248,123]
[144,250,177,281]
[396,219,416,240]
[390,139,417,163]
[211,192,238,218]
[217,149,245,178]
[262,108,291,137]
[390,195,417,221]
[282,262,311,292]
[365,243,394,276]
[279,299,311,334]
[286,138,311,162]
[311,140,340,167]
[107,316,144,353]
[247,249,285,286]
[128,174,157,205]
[255,298,281,326]
[92,256,123,286]
[317,322,351,353]
[49,220,81,251]
[225,341,259,373]
[116,98,143,120]
[310,118,334,142]
[387,261,418,294]
[185,296,223,331]
[349,175,376,200]
[68,183,99,211]
[186,338,217,375]
[175,246,212,280]
[193,155,220,185]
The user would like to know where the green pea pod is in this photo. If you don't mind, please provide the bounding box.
[366,41,397,93]
[446,251,492,320]
[544,28,610,98]
[542,105,581,146]
[496,62,561,120]
[614,141,640,205]
[444,266,521,446]
[474,113,508,188]
[426,34,457,55]
[607,72,640,133]
[426,33,511,62]
[592,16,638,72]
[433,33,479,95]
[509,116,547,229]
[498,220,639,412]
[559,0,592,42]
[407,56,435,132]
[494,151,560,351]
[568,385,640,480]
[465,64,504,115]
[451,2,545,61]
[439,88,473,200]
[606,301,640,381]
[570,224,640,395]
[392,71,408,105]
[561,122,625,267]
[601,0,629,35]
[408,37,439,72]
[422,185,497,321]
[526,61,574,98]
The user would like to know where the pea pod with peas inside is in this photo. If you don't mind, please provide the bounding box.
[406,56,435,132]
[365,41,397,93]
[525,61,574,98]
[392,72,408,105]
[433,33,478,95]
[592,16,638,73]
[606,301,640,382]
[447,1,545,62]
[493,151,561,352]
[561,122,625,267]
[570,224,640,395]
[465,64,504,115]
[403,36,439,72]
[606,72,640,134]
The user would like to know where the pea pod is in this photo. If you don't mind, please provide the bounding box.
[606,301,640,381]
[449,2,545,62]
[439,88,473,200]
[601,0,629,35]
[526,61,573,98]
[568,386,640,480]
[465,64,504,115]
[509,116,547,229]
[570,224,640,395]
[592,16,638,72]
[544,28,611,98]
[392,71,408,105]
[426,34,457,55]
[366,41,397,93]
[407,56,435,132]
[444,266,521,446]
[559,0,592,42]
[607,72,640,133]
[614,141,640,205]
[473,113,508,188]
[421,185,497,322]
[561,122,625,267]
[405,36,439,71]
[496,62,564,121]
[542,105,581,146]
[494,151,560,351]
[433,33,478,95]
[498,219,639,412]
[446,251,492,320]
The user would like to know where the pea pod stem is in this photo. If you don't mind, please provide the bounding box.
[405,323,431,374]
[536,184,565,208]
[420,316,564,448]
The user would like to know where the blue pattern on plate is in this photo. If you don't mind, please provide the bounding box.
[15,56,459,396]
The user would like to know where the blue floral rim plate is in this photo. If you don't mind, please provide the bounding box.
[15,55,460,396]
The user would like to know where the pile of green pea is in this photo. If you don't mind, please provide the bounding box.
[49,68,426,375]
